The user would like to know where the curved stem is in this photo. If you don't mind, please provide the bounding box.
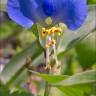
[53,44,58,65]
[44,82,51,96]
[46,36,51,65]
[46,46,50,65]
[44,36,51,96]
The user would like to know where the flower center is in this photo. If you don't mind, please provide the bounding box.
[40,18,67,70]
[41,27,62,70]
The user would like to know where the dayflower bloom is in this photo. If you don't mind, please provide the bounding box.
[7,0,87,70]
[7,0,87,30]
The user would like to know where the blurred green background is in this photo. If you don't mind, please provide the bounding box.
[0,0,96,96]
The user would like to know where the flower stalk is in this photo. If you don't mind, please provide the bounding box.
[44,81,51,96]
[42,25,62,95]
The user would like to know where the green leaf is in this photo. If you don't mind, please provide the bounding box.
[10,91,33,96]
[54,70,96,86]
[29,24,39,38]
[57,85,92,96]
[0,22,20,39]
[37,24,47,48]
[29,70,96,96]
[30,23,48,48]
[50,87,66,96]
[0,85,33,96]
[0,86,10,96]
[29,71,68,83]
[87,0,96,4]
[0,41,43,84]
[8,69,28,86]
[75,31,96,69]
[53,70,96,96]
[57,5,96,54]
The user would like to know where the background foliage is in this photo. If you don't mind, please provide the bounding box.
[0,0,96,96]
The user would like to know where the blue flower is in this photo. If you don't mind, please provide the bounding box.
[7,0,87,30]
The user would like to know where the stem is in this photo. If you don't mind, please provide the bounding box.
[46,46,50,65]
[6,64,25,86]
[52,44,61,75]
[46,36,51,65]
[44,36,51,96]
[44,82,51,96]
[53,44,58,65]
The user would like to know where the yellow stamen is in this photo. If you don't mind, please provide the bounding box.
[41,27,62,37]
[41,28,47,37]
[51,27,62,36]
[45,64,51,70]
[46,39,56,47]
[51,39,56,45]
[45,44,50,48]
[47,30,51,35]
[58,32,61,36]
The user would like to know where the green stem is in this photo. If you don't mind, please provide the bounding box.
[44,82,51,96]
[6,65,25,86]
[44,37,51,96]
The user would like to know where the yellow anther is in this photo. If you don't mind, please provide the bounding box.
[54,28,62,36]
[47,30,51,35]
[41,28,47,37]
[45,64,51,70]
[48,27,55,36]
[45,44,50,48]
[45,39,56,48]
[55,28,62,33]
[49,27,62,36]
[42,32,46,37]
[49,39,56,46]
[51,39,56,45]
[41,27,62,37]
[41,28,52,37]
[58,32,61,36]
[51,27,56,33]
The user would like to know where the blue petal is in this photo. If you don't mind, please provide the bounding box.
[7,0,87,30]
[19,0,46,25]
[19,0,64,26]
[42,0,59,16]
[61,0,87,30]
[42,0,64,24]
[7,0,33,28]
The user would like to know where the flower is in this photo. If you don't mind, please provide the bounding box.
[7,0,87,30]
